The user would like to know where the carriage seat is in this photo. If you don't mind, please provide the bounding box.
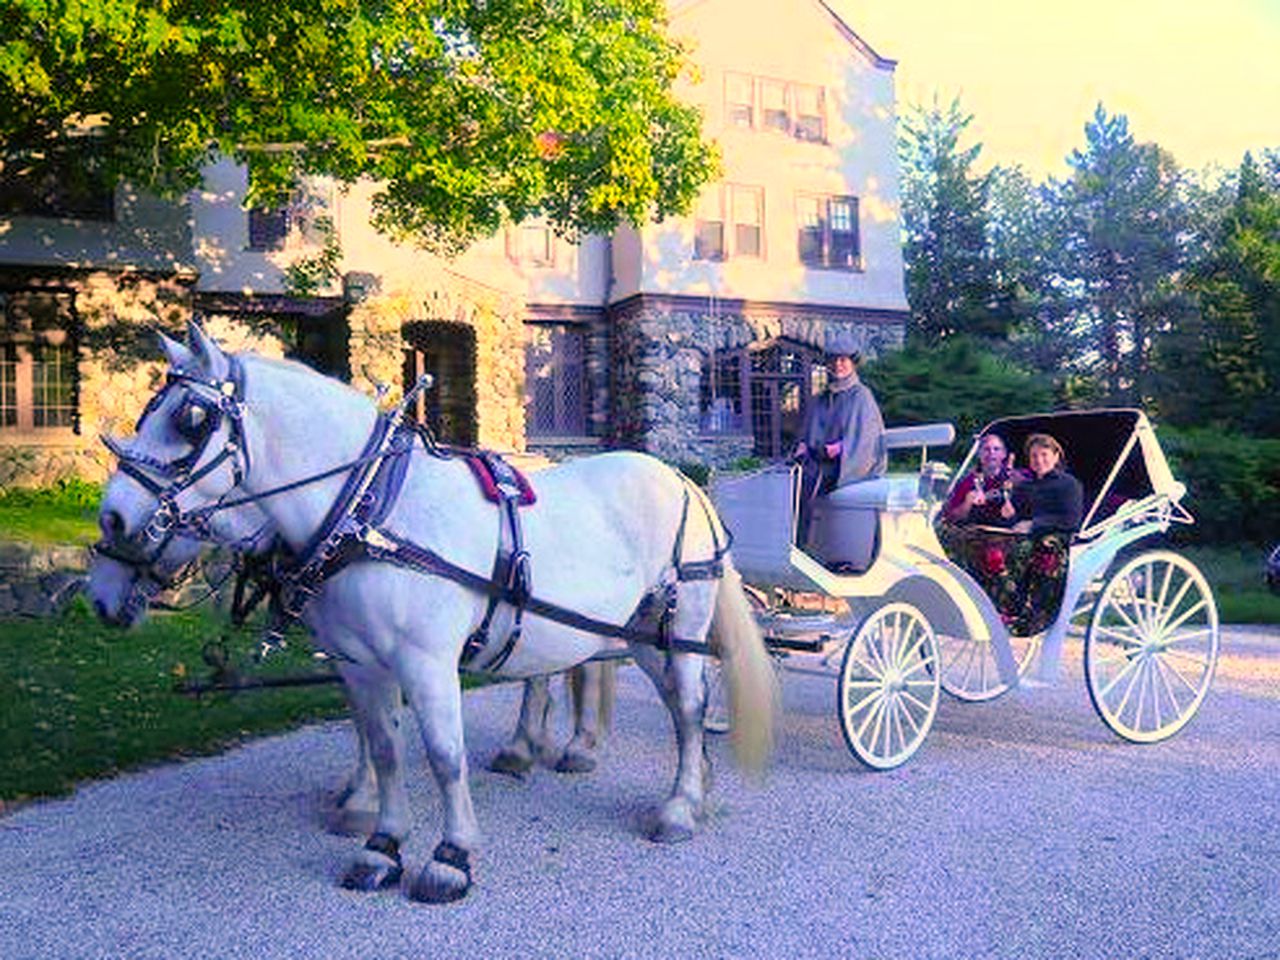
[805,475,920,573]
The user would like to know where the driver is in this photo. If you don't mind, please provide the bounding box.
[792,335,886,548]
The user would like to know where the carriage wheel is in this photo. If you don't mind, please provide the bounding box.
[937,630,1039,702]
[837,602,940,770]
[1085,550,1219,743]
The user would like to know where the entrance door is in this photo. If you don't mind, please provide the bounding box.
[402,321,477,447]
[747,339,821,459]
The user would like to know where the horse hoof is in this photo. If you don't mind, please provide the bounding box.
[554,750,597,774]
[646,819,695,844]
[409,862,472,904]
[488,749,534,778]
[340,854,403,892]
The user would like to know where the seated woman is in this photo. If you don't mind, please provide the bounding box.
[942,431,1027,527]
[938,431,1027,603]
[1000,433,1084,635]
[940,431,1083,635]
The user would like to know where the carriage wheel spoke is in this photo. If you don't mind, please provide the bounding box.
[898,698,923,738]
[847,685,883,718]
[900,654,936,681]
[1152,654,1185,721]
[1162,599,1208,636]
[887,698,904,756]
[1158,651,1206,695]
[899,688,934,715]
[1105,654,1143,715]
[1103,595,1146,641]
[1094,623,1143,646]
[1137,560,1156,634]
[1153,560,1175,632]
[1162,647,1210,670]
[1146,658,1165,731]
[1153,576,1194,635]
[1162,627,1212,647]
[855,694,887,743]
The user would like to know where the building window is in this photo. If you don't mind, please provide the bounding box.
[525,323,587,437]
[699,350,746,435]
[793,84,826,142]
[507,223,556,267]
[702,339,822,456]
[760,80,790,134]
[248,205,290,251]
[725,73,755,128]
[797,194,861,270]
[0,294,78,433]
[723,75,826,143]
[0,147,115,221]
[695,185,764,261]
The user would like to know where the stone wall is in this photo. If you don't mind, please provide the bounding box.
[0,540,87,617]
[611,296,906,467]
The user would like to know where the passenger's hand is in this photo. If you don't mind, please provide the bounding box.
[1011,519,1032,534]
[1000,499,1016,520]
[965,488,987,508]
[824,441,842,460]
[791,442,808,463]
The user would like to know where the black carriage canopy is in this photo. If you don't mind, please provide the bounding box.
[958,409,1186,537]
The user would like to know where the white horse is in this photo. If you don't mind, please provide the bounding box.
[88,482,617,822]
[87,321,776,903]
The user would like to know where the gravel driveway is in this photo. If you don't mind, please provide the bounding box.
[1,626,1277,959]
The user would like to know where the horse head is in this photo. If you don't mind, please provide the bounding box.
[88,320,259,626]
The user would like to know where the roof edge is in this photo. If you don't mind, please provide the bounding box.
[815,0,897,70]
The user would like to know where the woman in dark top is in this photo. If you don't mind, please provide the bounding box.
[996,432,1083,634]
[1009,433,1084,535]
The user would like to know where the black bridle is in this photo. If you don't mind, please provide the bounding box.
[93,357,253,593]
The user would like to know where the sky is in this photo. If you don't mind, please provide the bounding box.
[833,0,1280,180]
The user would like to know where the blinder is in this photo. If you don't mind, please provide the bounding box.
[94,357,250,587]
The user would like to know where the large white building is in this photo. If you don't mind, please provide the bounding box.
[0,0,907,483]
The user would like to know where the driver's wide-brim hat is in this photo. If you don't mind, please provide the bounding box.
[823,329,864,361]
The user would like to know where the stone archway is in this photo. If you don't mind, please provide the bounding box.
[402,320,477,447]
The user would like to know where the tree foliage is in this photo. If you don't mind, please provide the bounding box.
[898,97,1005,342]
[860,336,1054,459]
[1155,153,1280,435]
[0,0,718,251]
[1038,106,1194,405]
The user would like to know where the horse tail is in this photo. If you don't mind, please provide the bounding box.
[709,557,778,774]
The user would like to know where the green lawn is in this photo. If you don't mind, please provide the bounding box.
[1180,544,1280,625]
[0,601,347,808]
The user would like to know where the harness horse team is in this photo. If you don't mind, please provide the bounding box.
[86,321,1221,903]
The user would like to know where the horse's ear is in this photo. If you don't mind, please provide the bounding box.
[187,319,228,377]
[157,330,192,369]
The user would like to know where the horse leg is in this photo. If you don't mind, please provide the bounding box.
[326,682,379,836]
[489,674,555,778]
[555,662,608,774]
[631,585,713,844]
[336,668,412,891]
[395,651,481,904]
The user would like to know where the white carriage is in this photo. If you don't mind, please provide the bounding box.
[708,409,1220,769]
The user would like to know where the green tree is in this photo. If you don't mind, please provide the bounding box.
[899,96,1004,342]
[860,336,1054,458]
[986,163,1053,366]
[1157,152,1280,435]
[1040,105,1194,405]
[0,0,717,251]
